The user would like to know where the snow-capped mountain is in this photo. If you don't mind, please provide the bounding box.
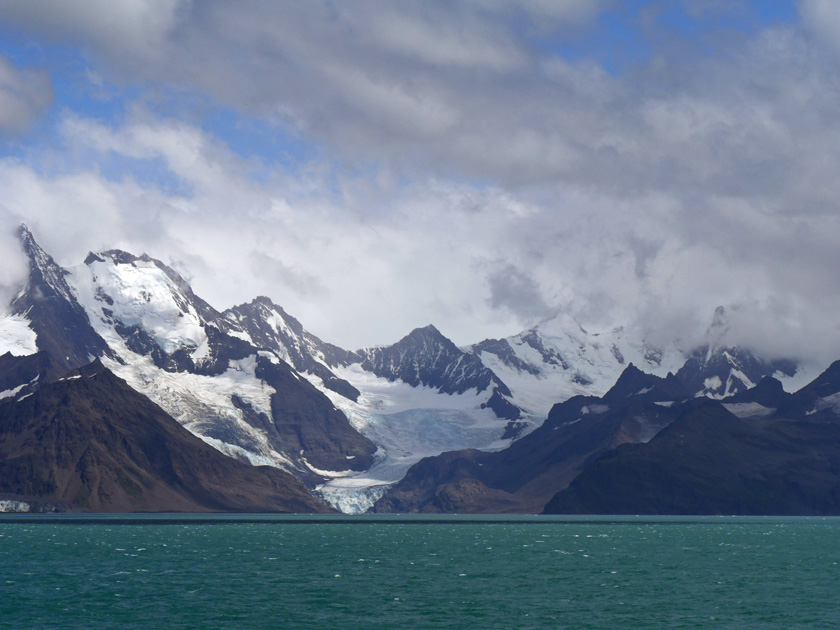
[357,325,520,421]
[372,363,694,514]
[313,325,522,512]
[1,227,524,512]
[7,226,112,369]
[216,302,524,511]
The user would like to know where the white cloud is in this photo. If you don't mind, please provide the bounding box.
[0,56,53,134]
[799,0,840,49]
[0,0,190,63]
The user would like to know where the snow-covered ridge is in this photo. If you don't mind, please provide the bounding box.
[103,351,290,468]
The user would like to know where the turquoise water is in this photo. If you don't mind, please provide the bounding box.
[1,515,839,629]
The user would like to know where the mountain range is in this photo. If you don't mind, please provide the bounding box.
[1,225,833,514]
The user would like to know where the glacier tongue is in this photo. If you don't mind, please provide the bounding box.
[305,363,519,513]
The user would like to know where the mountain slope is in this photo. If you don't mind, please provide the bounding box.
[468,313,685,420]
[544,400,840,515]
[0,361,331,513]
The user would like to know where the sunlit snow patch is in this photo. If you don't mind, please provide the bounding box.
[721,402,775,419]
[0,314,37,357]
[72,256,208,358]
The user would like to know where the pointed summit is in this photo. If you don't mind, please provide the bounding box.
[703,305,731,353]
[14,224,75,304]
[9,226,111,370]
[17,223,34,244]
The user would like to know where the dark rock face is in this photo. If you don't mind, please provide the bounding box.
[372,450,524,514]
[223,297,361,401]
[0,362,332,513]
[252,355,376,480]
[726,375,789,406]
[544,401,840,515]
[10,226,113,370]
[360,325,502,395]
[373,365,686,513]
[0,351,67,398]
[602,363,689,403]
[483,387,522,424]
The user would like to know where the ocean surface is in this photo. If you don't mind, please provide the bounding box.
[1,514,838,629]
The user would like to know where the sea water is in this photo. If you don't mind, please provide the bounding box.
[1,514,838,629]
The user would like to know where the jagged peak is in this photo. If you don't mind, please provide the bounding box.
[410,324,443,337]
[251,295,278,308]
[86,249,159,267]
[17,223,34,242]
[396,324,457,349]
[703,305,731,351]
[83,252,105,265]
[12,224,75,304]
[17,224,53,264]
[229,297,304,332]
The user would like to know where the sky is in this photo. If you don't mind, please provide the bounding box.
[1,0,840,363]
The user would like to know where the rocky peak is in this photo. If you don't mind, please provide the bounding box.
[223,298,361,400]
[10,226,111,370]
[359,324,511,397]
[14,224,77,307]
